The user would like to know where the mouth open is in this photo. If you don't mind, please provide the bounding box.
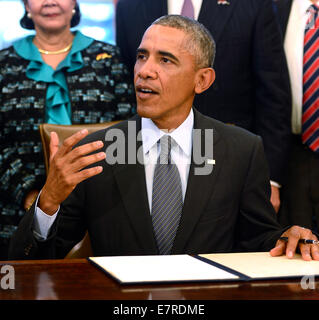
[136,86,159,99]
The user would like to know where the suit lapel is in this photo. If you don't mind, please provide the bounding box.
[112,116,158,254]
[198,0,239,44]
[111,111,227,255]
[172,110,226,254]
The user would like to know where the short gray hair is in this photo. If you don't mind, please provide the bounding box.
[152,15,216,69]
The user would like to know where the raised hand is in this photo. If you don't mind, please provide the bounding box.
[38,129,106,215]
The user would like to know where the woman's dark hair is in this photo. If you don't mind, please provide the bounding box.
[20,2,81,30]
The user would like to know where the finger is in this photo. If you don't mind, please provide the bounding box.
[302,231,319,260]
[270,237,287,256]
[282,225,306,259]
[311,244,319,261]
[298,227,317,260]
[299,243,312,261]
[285,235,300,259]
[59,129,89,156]
[49,132,60,163]
[286,226,315,259]
[269,239,286,257]
[68,165,103,185]
[72,151,106,172]
[67,140,105,164]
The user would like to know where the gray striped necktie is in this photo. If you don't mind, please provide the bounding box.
[151,135,183,255]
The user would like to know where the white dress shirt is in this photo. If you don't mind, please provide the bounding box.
[142,109,193,211]
[284,0,316,134]
[33,110,194,239]
[167,0,203,20]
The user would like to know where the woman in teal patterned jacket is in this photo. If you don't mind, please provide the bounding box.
[0,0,136,259]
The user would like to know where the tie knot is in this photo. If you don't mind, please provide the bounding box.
[158,135,172,164]
[306,4,319,29]
[310,4,319,13]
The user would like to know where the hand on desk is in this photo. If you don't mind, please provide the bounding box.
[39,129,106,215]
[270,226,319,261]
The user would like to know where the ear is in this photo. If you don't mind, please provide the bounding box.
[194,68,215,94]
[24,0,30,12]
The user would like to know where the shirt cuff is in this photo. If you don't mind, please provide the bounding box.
[32,191,59,240]
[270,180,281,188]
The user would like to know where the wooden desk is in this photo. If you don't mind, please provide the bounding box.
[0,259,318,300]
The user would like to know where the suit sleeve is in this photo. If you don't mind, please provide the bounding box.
[8,182,87,260]
[252,0,292,184]
[235,136,284,251]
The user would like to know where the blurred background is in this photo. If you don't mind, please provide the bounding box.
[0,0,117,50]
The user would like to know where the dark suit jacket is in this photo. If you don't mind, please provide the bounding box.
[9,109,283,260]
[115,0,292,184]
[272,0,292,37]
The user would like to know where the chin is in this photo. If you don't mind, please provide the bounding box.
[137,104,156,119]
[41,22,69,32]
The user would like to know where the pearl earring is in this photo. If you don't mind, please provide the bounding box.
[72,9,76,15]
[27,12,32,19]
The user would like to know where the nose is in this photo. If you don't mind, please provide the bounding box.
[135,58,158,80]
[43,0,58,6]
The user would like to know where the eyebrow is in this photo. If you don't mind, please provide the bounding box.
[136,48,147,55]
[136,48,179,63]
[158,50,179,63]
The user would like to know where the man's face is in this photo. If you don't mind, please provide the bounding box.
[134,25,199,129]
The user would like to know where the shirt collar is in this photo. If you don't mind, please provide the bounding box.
[295,0,318,17]
[141,108,194,156]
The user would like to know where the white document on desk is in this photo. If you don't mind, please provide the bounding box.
[89,254,239,284]
[200,252,319,279]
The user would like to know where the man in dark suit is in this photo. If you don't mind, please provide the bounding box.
[273,0,319,232]
[115,0,292,213]
[9,15,318,261]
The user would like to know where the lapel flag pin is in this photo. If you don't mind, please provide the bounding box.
[217,0,230,5]
[207,159,216,165]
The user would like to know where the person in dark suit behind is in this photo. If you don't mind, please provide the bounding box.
[273,0,319,232]
[115,0,292,213]
[9,15,318,261]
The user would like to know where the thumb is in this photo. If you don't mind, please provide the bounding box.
[49,131,59,163]
[269,240,286,257]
